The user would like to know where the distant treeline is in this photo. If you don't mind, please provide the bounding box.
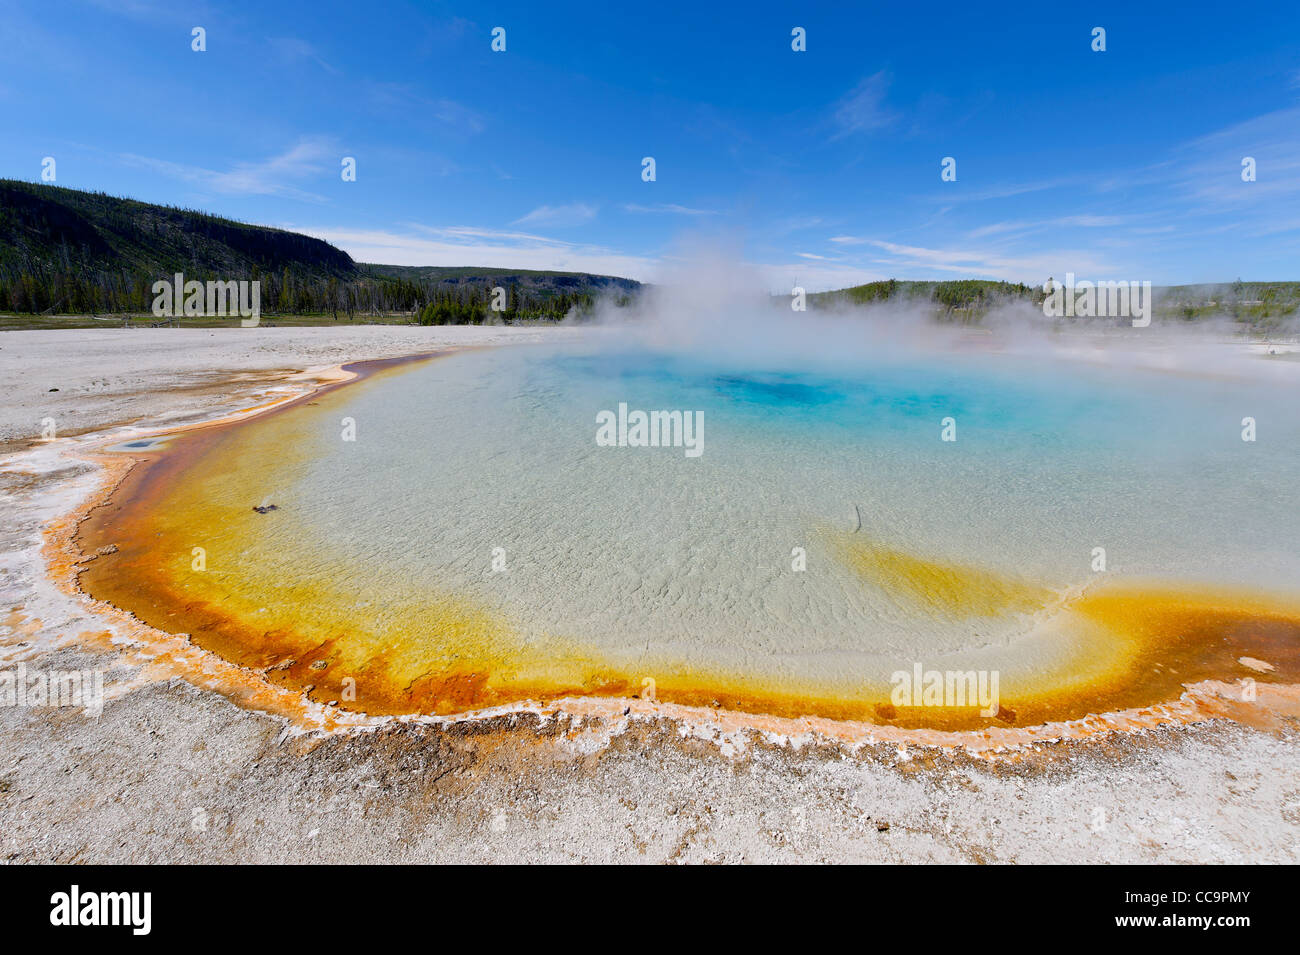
[0,180,640,320]
[810,279,1036,320]
[810,277,1300,333]
[414,287,606,325]
[1160,281,1300,334]
[0,263,399,316]
[0,264,629,322]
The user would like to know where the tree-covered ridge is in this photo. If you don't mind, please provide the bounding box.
[810,279,1036,318]
[0,180,640,319]
[810,278,1299,333]
[0,179,354,313]
[363,263,639,324]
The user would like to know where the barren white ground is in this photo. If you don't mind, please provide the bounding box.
[1,325,1298,864]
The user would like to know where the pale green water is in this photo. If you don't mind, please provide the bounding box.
[199,339,1299,695]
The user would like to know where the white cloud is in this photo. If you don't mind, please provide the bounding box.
[511,202,599,227]
[1174,106,1300,206]
[85,0,212,22]
[294,224,658,281]
[756,262,888,294]
[364,82,485,135]
[965,215,1129,239]
[623,203,719,216]
[861,238,1117,283]
[286,223,897,291]
[119,138,335,201]
[832,72,896,137]
[924,178,1080,204]
[268,37,338,74]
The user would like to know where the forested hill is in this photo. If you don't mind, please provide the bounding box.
[0,180,640,320]
[810,277,1299,333]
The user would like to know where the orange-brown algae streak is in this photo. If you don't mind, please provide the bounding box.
[819,528,1300,728]
[824,528,1052,618]
[1069,585,1300,694]
[977,586,1300,732]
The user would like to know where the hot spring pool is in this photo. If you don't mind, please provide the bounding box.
[81,340,1300,728]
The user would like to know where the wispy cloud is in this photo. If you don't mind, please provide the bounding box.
[923,177,1080,204]
[767,215,826,235]
[119,138,336,201]
[268,37,338,74]
[832,72,897,138]
[293,223,657,280]
[756,261,887,294]
[406,224,567,244]
[840,238,1118,283]
[84,0,213,22]
[364,82,485,134]
[623,202,719,216]
[965,215,1129,239]
[1172,106,1300,207]
[512,202,598,226]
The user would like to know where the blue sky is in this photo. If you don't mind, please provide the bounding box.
[3,0,1299,289]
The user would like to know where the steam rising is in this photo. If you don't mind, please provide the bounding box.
[577,249,1299,383]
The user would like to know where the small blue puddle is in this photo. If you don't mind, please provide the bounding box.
[105,437,170,453]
